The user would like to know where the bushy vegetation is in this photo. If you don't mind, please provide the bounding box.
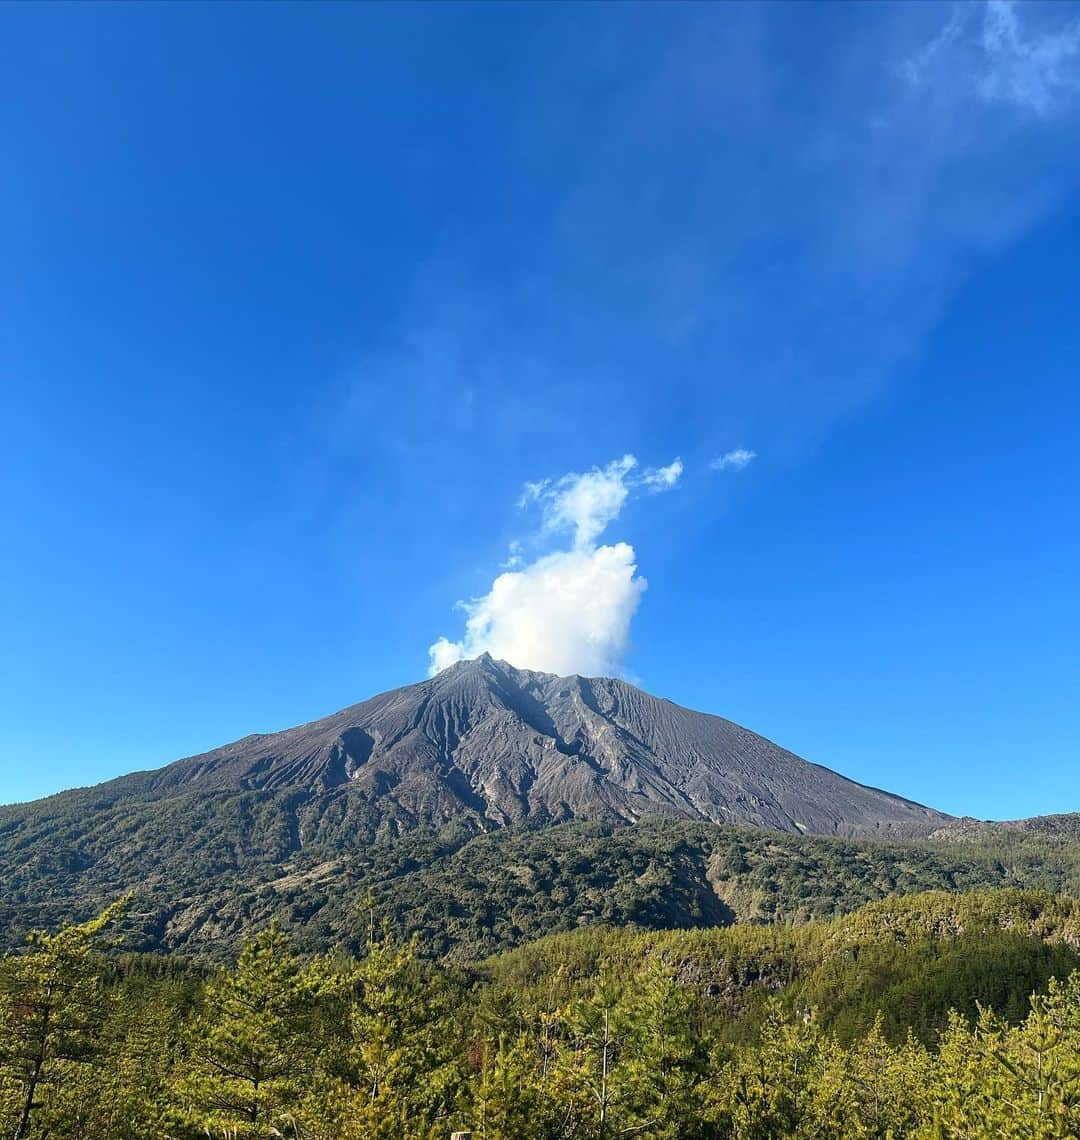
[3,889,1080,1138]
[6,802,1080,961]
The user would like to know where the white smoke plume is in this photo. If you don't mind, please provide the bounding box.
[428,455,681,677]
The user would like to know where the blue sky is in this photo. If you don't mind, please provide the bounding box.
[2,1,1079,818]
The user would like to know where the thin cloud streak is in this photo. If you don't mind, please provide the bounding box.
[710,449,756,472]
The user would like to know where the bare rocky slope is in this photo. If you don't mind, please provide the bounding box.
[96,653,947,837]
[930,813,1080,841]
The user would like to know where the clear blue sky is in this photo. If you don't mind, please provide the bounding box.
[2,1,1078,818]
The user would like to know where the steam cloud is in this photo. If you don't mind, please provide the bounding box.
[428,455,682,677]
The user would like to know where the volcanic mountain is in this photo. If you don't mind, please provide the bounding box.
[75,654,948,837]
[0,656,959,954]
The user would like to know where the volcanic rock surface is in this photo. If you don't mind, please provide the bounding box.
[123,654,949,838]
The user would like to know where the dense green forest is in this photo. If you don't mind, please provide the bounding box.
[5,808,1080,961]
[3,888,1080,1138]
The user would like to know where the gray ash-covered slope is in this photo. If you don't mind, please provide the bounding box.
[127,654,947,837]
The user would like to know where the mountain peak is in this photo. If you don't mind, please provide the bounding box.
[134,666,948,838]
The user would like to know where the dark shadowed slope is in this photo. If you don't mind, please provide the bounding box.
[83,653,948,838]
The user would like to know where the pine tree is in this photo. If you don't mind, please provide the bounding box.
[616,962,710,1139]
[0,899,127,1140]
[170,924,319,1139]
[336,926,465,1140]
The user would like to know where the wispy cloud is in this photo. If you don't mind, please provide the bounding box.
[643,458,684,491]
[979,0,1080,114]
[906,1,1080,116]
[428,455,680,677]
[710,448,756,472]
[522,454,682,550]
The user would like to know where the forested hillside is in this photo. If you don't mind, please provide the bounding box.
[5,811,1080,960]
[2,889,1080,1138]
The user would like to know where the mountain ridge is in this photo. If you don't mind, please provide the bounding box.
[43,654,950,838]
